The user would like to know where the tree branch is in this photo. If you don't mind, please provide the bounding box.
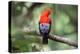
[49,34,78,48]
[22,27,78,48]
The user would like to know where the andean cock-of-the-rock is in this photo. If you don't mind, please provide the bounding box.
[39,8,52,44]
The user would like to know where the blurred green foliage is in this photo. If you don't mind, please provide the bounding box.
[10,1,78,52]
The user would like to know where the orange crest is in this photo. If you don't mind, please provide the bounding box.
[40,8,52,23]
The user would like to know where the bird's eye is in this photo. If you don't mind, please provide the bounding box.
[42,24,44,27]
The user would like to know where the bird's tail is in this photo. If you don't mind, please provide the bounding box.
[43,35,48,44]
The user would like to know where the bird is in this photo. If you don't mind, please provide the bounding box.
[39,8,52,44]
